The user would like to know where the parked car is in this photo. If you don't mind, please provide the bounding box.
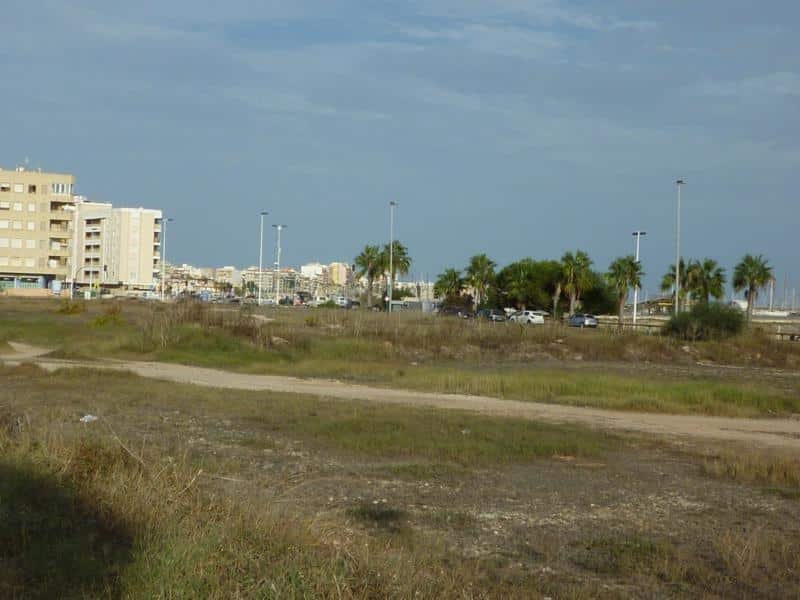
[568,313,598,328]
[439,306,474,319]
[508,310,545,325]
[476,308,506,322]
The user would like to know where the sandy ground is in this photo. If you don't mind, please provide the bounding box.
[3,341,800,450]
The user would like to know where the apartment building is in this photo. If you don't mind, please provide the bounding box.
[328,262,351,286]
[73,199,162,289]
[0,166,76,290]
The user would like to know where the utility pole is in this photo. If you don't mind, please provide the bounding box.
[632,231,646,327]
[272,224,286,305]
[160,217,174,302]
[674,180,685,315]
[258,211,268,304]
[388,201,397,313]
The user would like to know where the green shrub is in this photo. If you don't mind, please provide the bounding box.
[665,303,745,341]
[56,299,86,315]
[92,304,124,327]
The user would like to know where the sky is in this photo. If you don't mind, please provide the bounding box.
[2,1,799,301]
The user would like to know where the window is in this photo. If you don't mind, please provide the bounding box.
[11,239,22,249]
[27,203,35,212]
[0,201,9,210]
[12,221,22,230]
[13,184,24,193]
[12,202,22,211]
[27,221,35,231]
[0,238,7,247]
[25,239,35,249]
[0,220,8,229]
[28,185,36,194]
[0,183,10,192]
[24,258,35,267]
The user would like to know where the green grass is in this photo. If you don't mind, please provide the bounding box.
[3,362,800,598]
[0,363,619,598]
[1,298,799,418]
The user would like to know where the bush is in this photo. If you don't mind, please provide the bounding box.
[665,303,745,341]
[56,299,86,315]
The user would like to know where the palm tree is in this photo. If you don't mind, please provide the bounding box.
[606,255,644,331]
[661,258,690,306]
[465,254,496,310]
[354,245,382,307]
[687,258,726,304]
[561,250,593,315]
[380,241,411,284]
[733,254,773,321]
[434,268,464,301]
[552,262,564,319]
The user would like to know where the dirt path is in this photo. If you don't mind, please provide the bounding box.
[3,342,800,450]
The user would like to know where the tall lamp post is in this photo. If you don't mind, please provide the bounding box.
[257,211,269,304]
[674,179,685,315]
[272,224,286,305]
[387,201,397,313]
[632,231,647,326]
[160,217,174,302]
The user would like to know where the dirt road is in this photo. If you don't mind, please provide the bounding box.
[3,342,800,450]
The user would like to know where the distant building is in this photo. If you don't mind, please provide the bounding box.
[300,261,326,279]
[328,262,351,286]
[215,266,241,288]
[73,199,162,289]
[0,165,76,291]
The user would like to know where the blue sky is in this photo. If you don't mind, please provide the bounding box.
[3,1,799,299]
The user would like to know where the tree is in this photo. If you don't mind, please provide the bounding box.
[686,258,726,304]
[552,262,564,319]
[434,268,464,302]
[354,245,382,307]
[606,255,644,331]
[465,254,496,310]
[561,250,593,315]
[380,241,411,284]
[733,254,773,322]
[661,258,690,306]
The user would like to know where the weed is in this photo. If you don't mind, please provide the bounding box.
[56,299,86,315]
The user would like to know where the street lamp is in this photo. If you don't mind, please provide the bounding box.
[388,201,397,313]
[272,224,286,305]
[632,231,647,326]
[674,180,685,315]
[160,217,174,302]
[258,211,269,305]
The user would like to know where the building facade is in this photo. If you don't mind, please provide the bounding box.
[73,199,162,289]
[0,166,76,290]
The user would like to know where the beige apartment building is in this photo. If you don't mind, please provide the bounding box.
[73,199,162,289]
[0,166,76,291]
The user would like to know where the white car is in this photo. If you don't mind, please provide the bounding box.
[508,310,545,325]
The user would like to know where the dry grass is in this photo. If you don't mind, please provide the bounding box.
[701,449,800,497]
[2,362,800,598]
[1,298,799,419]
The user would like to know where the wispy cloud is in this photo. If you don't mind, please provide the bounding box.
[411,0,657,32]
[687,72,800,99]
[402,24,564,59]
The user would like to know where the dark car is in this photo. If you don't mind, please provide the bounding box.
[568,313,599,328]
[476,308,506,322]
[439,306,474,319]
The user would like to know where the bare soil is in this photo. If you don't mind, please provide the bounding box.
[4,342,800,451]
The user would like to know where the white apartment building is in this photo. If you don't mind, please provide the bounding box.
[300,262,326,279]
[73,199,162,289]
